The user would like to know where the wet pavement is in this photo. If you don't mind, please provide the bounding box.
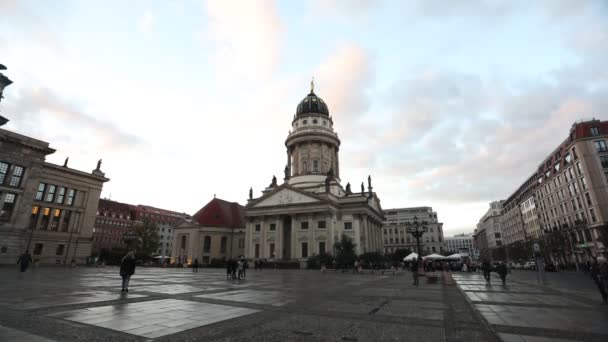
[0,266,499,341]
[452,271,608,342]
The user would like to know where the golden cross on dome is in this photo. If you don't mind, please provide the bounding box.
[310,76,315,93]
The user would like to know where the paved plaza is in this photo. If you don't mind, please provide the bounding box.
[0,267,606,341]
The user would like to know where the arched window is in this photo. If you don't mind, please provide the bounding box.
[203,236,211,253]
[220,236,228,253]
[181,235,187,249]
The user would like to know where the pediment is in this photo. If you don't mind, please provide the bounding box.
[252,187,321,208]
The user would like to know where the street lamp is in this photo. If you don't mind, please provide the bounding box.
[406,215,428,256]
[0,63,13,127]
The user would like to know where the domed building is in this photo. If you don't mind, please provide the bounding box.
[244,83,385,262]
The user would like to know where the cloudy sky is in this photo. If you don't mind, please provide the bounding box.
[1,0,607,236]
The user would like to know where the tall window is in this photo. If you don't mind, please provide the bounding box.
[576,162,583,175]
[220,236,227,253]
[56,187,66,204]
[0,162,8,184]
[46,185,57,202]
[203,236,211,253]
[56,244,65,256]
[312,159,320,173]
[585,193,592,206]
[9,166,24,187]
[590,127,600,136]
[255,224,261,232]
[255,244,260,258]
[40,207,51,230]
[0,193,17,221]
[61,210,71,232]
[301,242,308,258]
[35,183,46,201]
[600,155,608,169]
[49,209,62,231]
[33,243,43,255]
[594,140,608,152]
[181,235,187,249]
[29,206,40,229]
[319,241,325,254]
[66,189,76,206]
[269,223,276,231]
[270,243,275,258]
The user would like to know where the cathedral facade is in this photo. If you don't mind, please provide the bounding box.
[244,85,384,262]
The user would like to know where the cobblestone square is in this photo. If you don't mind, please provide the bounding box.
[1,267,607,341]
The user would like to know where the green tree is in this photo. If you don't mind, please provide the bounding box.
[131,220,160,258]
[388,248,412,263]
[359,252,386,268]
[334,234,356,268]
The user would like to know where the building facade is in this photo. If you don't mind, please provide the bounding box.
[445,233,478,258]
[382,207,445,255]
[131,205,188,257]
[92,199,134,254]
[476,200,504,253]
[244,85,385,262]
[173,197,245,265]
[0,128,108,265]
[500,173,541,245]
[533,120,608,261]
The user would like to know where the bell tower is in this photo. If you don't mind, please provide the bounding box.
[284,81,341,189]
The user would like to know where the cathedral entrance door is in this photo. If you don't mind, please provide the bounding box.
[282,216,291,260]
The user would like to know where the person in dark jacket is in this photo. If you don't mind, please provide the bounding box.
[591,258,607,304]
[120,251,136,292]
[411,258,420,286]
[193,258,199,272]
[17,250,33,273]
[496,262,508,285]
[482,260,492,284]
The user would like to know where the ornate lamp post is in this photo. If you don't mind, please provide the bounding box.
[406,215,428,256]
[0,64,13,126]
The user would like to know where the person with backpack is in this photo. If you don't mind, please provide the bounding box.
[120,251,136,293]
[17,250,33,273]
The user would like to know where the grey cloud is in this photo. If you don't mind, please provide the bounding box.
[4,87,143,150]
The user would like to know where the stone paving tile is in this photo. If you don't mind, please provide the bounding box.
[453,273,608,341]
[0,324,59,342]
[465,291,590,307]
[195,289,293,306]
[133,284,221,294]
[498,332,582,342]
[49,298,259,338]
[0,290,147,309]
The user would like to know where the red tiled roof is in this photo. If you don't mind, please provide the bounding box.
[98,199,132,213]
[192,197,245,228]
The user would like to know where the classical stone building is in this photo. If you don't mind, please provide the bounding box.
[173,197,245,265]
[382,207,445,255]
[244,85,385,262]
[0,128,108,265]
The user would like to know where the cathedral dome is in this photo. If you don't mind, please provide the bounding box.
[296,91,329,116]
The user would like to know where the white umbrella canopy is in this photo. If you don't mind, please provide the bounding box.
[403,252,418,261]
[446,253,463,259]
[422,253,445,260]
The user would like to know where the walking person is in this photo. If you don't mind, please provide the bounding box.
[17,250,33,273]
[243,259,248,278]
[226,259,233,280]
[193,258,199,272]
[496,262,508,285]
[120,251,136,293]
[237,259,244,280]
[482,260,492,284]
[411,257,420,286]
[591,257,607,304]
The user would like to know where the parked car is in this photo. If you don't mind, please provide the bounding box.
[523,261,536,270]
